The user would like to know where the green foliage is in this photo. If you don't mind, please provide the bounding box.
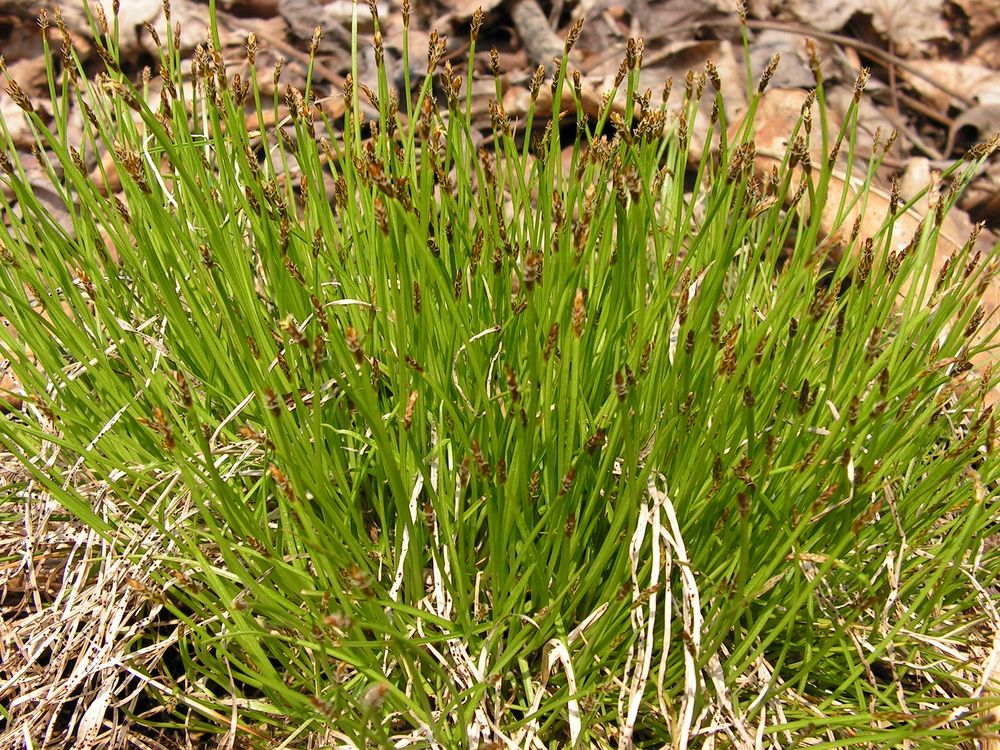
[0,3,998,747]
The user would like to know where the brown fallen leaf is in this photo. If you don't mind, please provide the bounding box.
[969,35,1000,71]
[747,88,1000,399]
[0,360,23,411]
[959,159,1000,227]
[949,0,1000,41]
[748,29,821,91]
[901,60,1000,112]
[221,0,280,17]
[948,104,1000,157]
[439,0,508,22]
[784,0,868,33]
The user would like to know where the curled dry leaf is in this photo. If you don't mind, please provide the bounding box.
[948,104,1000,157]
[958,160,1000,228]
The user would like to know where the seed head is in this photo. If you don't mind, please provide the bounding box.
[544,323,559,361]
[471,439,490,477]
[734,456,755,493]
[528,470,540,500]
[614,371,627,402]
[806,38,821,81]
[273,56,284,87]
[530,64,545,101]
[361,681,389,712]
[559,467,576,496]
[524,250,541,290]
[758,54,779,94]
[661,77,673,105]
[865,325,881,361]
[615,55,629,88]
[572,289,585,337]
[853,68,870,102]
[310,26,323,58]
[175,371,192,409]
[246,32,257,64]
[710,311,721,346]
[5,79,33,113]
[471,8,484,43]
[559,17,582,54]
[797,379,811,415]
[345,326,363,364]
[585,427,606,455]
[504,364,520,403]
[705,60,720,91]
[965,249,982,279]
[403,390,418,430]
[964,305,985,338]
[94,3,108,34]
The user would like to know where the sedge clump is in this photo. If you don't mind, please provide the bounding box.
[0,2,998,747]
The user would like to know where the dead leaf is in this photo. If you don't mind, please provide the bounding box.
[0,363,23,412]
[826,86,914,163]
[959,159,1000,226]
[948,104,1000,157]
[899,157,932,201]
[0,99,35,150]
[748,30,818,91]
[98,0,162,29]
[969,36,1000,70]
[785,0,867,33]
[220,0,280,16]
[949,0,1000,40]
[439,0,508,21]
[632,0,734,42]
[864,0,949,58]
[278,0,372,47]
[901,60,1000,111]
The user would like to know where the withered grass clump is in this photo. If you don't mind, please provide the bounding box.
[1,2,999,748]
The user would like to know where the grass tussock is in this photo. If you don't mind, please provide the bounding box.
[1,3,999,748]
